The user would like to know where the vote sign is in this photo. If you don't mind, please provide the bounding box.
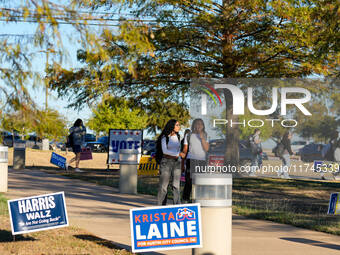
[108,129,142,164]
[8,192,69,235]
[130,204,202,253]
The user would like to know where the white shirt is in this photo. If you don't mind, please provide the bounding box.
[161,135,180,157]
[184,133,206,160]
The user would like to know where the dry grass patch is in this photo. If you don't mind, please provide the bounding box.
[0,216,132,255]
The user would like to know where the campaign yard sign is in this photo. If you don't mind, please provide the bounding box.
[130,204,202,253]
[50,152,66,169]
[328,193,340,215]
[8,192,69,235]
[138,155,159,176]
[108,129,143,164]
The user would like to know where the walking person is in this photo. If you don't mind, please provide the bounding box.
[319,131,339,179]
[249,128,263,177]
[278,131,293,179]
[66,119,86,172]
[181,119,209,203]
[156,119,186,205]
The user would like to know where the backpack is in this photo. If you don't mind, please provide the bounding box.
[180,132,191,153]
[248,134,261,154]
[155,133,180,164]
[247,135,254,148]
[66,132,74,148]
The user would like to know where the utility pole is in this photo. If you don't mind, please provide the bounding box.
[45,49,49,110]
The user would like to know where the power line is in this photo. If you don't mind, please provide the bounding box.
[0,7,190,24]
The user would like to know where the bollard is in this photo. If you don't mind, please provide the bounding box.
[192,173,232,255]
[13,141,26,170]
[119,149,138,194]
[42,138,49,151]
[0,146,8,192]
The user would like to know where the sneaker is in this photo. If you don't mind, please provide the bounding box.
[75,168,83,172]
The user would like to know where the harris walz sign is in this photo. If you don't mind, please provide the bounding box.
[8,192,69,235]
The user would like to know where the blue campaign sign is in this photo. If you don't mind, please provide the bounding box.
[328,193,340,215]
[130,203,202,253]
[8,192,69,235]
[50,152,66,169]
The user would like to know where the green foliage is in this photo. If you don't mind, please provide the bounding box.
[87,96,148,135]
[295,102,339,143]
[1,106,67,141]
[87,95,190,134]
[49,0,338,125]
[214,108,287,142]
[0,0,154,114]
[32,109,68,140]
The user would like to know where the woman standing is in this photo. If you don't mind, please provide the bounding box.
[249,128,262,177]
[182,119,209,202]
[157,119,185,205]
[67,119,86,172]
[279,131,293,179]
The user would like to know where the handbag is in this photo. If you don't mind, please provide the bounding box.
[80,147,93,160]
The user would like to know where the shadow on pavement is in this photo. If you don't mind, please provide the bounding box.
[0,230,36,242]
[74,234,165,255]
[281,237,340,251]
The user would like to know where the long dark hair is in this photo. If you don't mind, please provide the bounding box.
[73,119,83,127]
[158,119,178,140]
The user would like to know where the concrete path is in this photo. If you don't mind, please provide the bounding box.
[5,168,340,255]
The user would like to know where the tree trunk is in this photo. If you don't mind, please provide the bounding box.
[222,0,239,167]
[223,89,240,167]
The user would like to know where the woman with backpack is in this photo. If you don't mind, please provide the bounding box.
[66,119,86,172]
[278,131,293,179]
[182,118,209,202]
[156,119,186,205]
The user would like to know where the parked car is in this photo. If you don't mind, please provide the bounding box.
[142,140,156,155]
[299,143,325,162]
[2,134,22,147]
[86,136,109,152]
[0,131,11,145]
[208,139,268,166]
[85,133,96,143]
[291,140,307,155]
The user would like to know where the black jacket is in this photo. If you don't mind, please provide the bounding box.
[281,137,293,155]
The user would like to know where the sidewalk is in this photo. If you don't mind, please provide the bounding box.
[5,168,340,255]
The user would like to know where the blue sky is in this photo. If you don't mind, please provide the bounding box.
[0,17,93,126]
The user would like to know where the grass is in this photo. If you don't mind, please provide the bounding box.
[0,193,8,216]
[38,167,340,236]
[0,215,133,255]
[232,177,340,235]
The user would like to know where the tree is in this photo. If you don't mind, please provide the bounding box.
[32,109,68,141]
[295,102,339,143]
[87,96,148,135]
[0,0,154,113]
[49,0,339,165]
